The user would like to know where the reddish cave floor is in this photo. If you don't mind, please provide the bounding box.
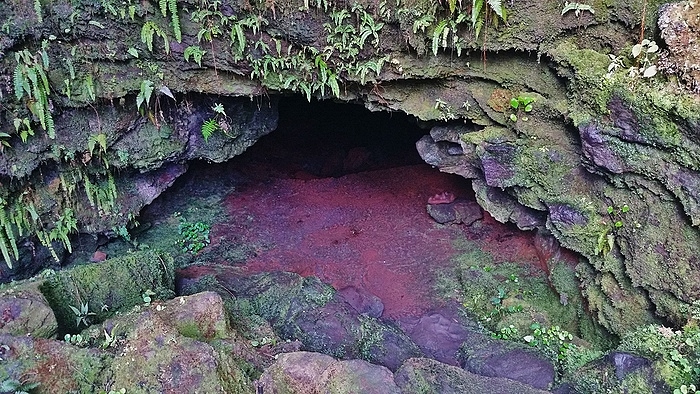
[205,162,560,320]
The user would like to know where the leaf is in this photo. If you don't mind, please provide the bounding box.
[472,0,484,27]
[510,98,519,109]
[69,305,81,316]
[88,20,105,29]
[432,20,448,56]
[487,0,504,20]
[127,47,139,58]
[631,44,643,59]
[642,65,657,78]
[159,85,175,100]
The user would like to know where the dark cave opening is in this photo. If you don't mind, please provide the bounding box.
[233,96,432,178]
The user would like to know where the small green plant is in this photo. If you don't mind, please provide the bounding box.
[250,336,277,347]
[595,204,629,256]
[141,21,169,54]
[607,39,659,79]
[184,46,206,67]
[0,378,40,394]
[630,39,658,78]
[492,324,519,340]
[524,322,575,362]
[64,333,88,346]
[177,218,211,254]
[136,79,154,114]
[142,289,156,306]
[607,203,629,229]
[675,384,699,394]
[509,94,535,122]
[561,2,595,17]
[201,103,228,142]
[68,302,96,328]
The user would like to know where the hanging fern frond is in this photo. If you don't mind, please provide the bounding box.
[168,0,181,43]
[33,0,43,23]
[13,65,25,100]
[201,119,219,142]
[487,0,505,20]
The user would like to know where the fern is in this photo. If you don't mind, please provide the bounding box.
[432,20,449,56]
[168,0,181,43]
[141,21,169,53]
[13,65,26,100]
[201,119,219,142]
[160,0,181,42]
[33,0,43,23]
[184,46,206,67]
[471,0,506,40]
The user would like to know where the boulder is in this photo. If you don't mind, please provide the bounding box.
[0,281,57,339]
[39,250,175,334]
[395,358,550,394]
[461,341,555,390]
[258,351,400,394]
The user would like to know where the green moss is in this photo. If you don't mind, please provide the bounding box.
[39,249,175,334]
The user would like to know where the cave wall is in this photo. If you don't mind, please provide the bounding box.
[0,0,699,336]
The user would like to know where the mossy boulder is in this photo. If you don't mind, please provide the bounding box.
[258,351,400,394]
[189,269,424,370]
[1,290,258,393]
[39,249,175,334]
[395,357,550,394]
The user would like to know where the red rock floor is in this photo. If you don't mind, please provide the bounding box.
[208,162,563,320]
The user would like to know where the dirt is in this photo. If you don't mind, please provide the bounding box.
[204,162,567,321]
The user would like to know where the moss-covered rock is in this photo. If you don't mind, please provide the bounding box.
[394,357,550,394]
[258,351,400,394]
[39,249,175,334]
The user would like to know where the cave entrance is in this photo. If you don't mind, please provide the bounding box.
[234,96,430,178]
[137,96,547,323]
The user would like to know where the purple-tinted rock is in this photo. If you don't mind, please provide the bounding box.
[398,309,479,366]
[338,286,384,318]
[579,123,627,174]
[480,142,518,188]
[547,204,588,227]
[608,351,650,380]
[464,347,555,390]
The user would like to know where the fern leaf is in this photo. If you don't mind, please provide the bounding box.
[432,20,448,56]
[472,0,484,27]
[141,22,155,52]
[36,66,50,97]
[46,112,55,139]
[328,74,340,98]
[159,0,167,17]
[168,0,181,43]
[4,220,18,261]
[0,234,12,269]
[201,119,218,142]
[33,0,43,23]
[487,0,505,20]
[13,65,25,100]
